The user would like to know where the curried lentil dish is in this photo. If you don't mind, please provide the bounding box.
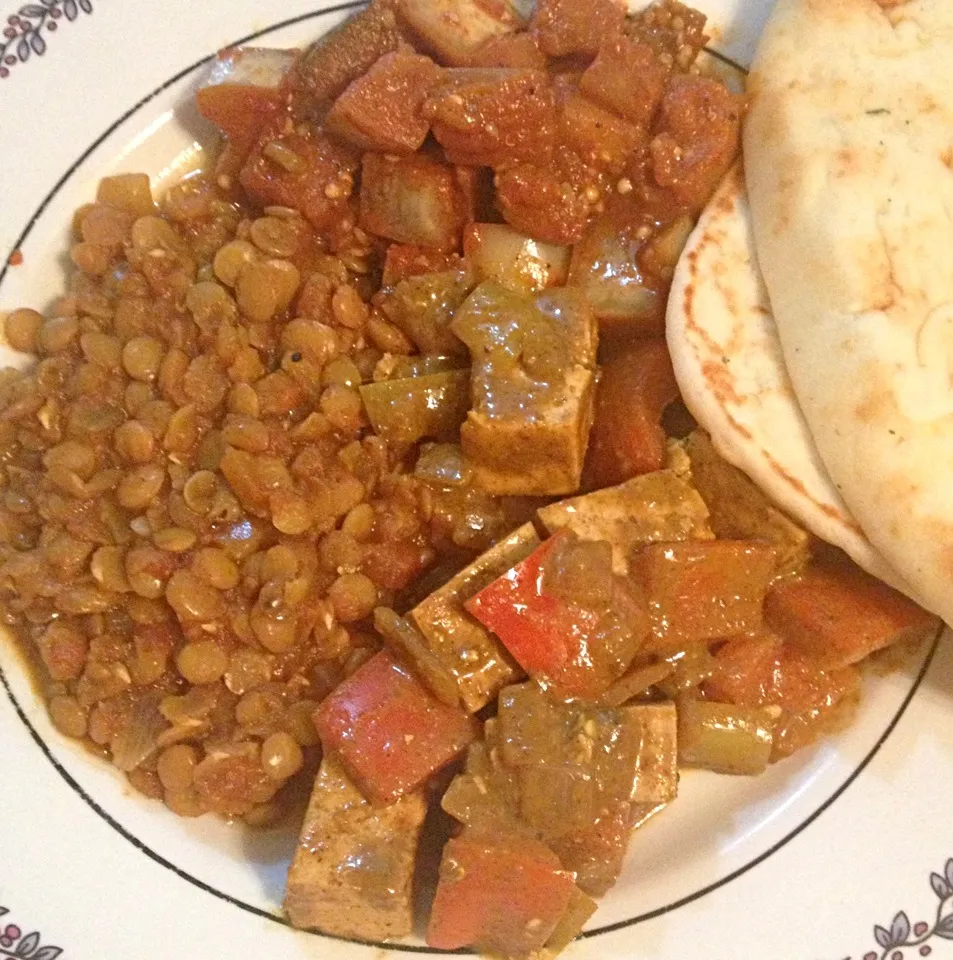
[0,0,941,954]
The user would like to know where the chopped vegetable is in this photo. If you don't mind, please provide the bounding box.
[408,522,538,711]
[471,30,547,69]
[677,697,776,775]
[453,283,598,495]
[359,153,472,251]
[315,649,478,803]
[381,244,462,286]
[583,339,681,488]
[649,75,742,213]
[465,532,648,698]
[546,801,632,897]
[597,659,675,707]
[536,468,713,575]
[580,34,669,127]
[285,754,427,938]
[544,887,599,955]
[378,269,474,356]
[239,121,360,230]
[495,162,594,245]
[704,632,862,759]
[423,68,557,168]
[426,830,577,954]
[764,563,939,669]
[373,354,464,382]
[531,0,626,57]
[685,431,811,576]
[631,539,777,652]
[291,0,412,105]
[557,88,644,176]
[464,222,571,294]
[397,0,523,66]
[567,209,668,332]
[196,48,295,157]
[325,51,443,153]
[359,370,470,445]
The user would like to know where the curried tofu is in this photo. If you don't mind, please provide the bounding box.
[685,431,811,576]
[359,153,473,250]
[397,0,523,66]
[452,283,598,495]
[409,522,538,711]
[537,469,713,575]
[326,51,444,153]
[531,0,626,58]
[285,754,427,939]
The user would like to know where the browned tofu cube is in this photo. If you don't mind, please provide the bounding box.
[531,0,625,58]
[397,0,523,66]
[764,564,940,669]
[292,0,413,106]
[537,470,714,575]
[631,540,777,651]
[556,88,644,175]
[326,51,444,153]
[359,153,471,250]
[423,68,556,168]
[580,35,669,127]
[285,754,428,939]
[452,283,598,495]
[409,522,538,711]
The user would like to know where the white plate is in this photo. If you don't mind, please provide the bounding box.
[1,3,953,959]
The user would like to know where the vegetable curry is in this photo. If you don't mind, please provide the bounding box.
[0,0,939,955]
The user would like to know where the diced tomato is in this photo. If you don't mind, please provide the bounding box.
[557,90,644,177]
[464,531,645,698]
[325,51,443,153]
[427,830,576,954]
[196,84,283,157]
[423,69,557,169]
[705,632,862,758]
[381,244,462,287]
[580,35,669,128]
[649,75,742,213]
[631,540,776,652]
[583,339,679,488]
[531,0,626,58]
[764,564,939,669]
[495,163,592,245]
[239,120,360,230]
[546,800,631,896]
[315,650,477,803]
[471,31,548,70]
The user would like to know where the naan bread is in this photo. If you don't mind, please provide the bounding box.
[744,0,953,624]
[666,164,915,596]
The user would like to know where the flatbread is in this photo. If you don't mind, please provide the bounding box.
[666,164,916,597]
[744,0,953,624]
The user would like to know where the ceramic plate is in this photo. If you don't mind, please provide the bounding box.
[1,2,952,959]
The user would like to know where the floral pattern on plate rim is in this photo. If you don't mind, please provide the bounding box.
[839,858,953,960]
[0,0,93,80]
[0,905,62,959]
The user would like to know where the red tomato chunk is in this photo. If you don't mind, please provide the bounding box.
[764,564,939,669]
[631,539,777,651]
[427,830,577,954]
[315,649,478,803]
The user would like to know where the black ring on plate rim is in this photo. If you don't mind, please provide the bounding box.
[0,4,909,953]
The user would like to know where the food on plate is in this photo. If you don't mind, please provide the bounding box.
[665,164,915,595]
[0,0,941,953]
[743,0,953,626]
